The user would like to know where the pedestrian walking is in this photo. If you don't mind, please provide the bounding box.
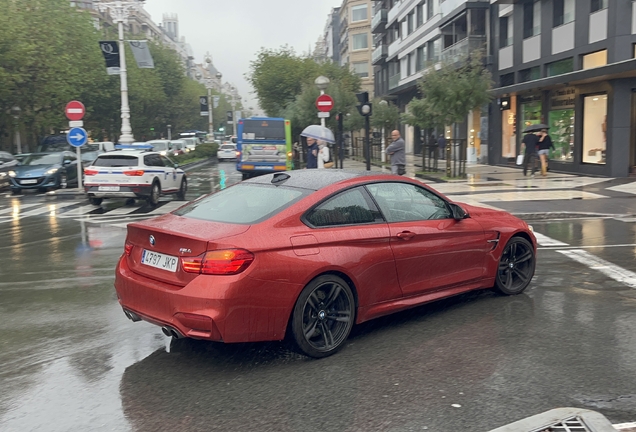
[521,131,539,177]
[537,129,554,176]
[317,141,330,169]
[306,137,318,169]
[437,134,446,159]
[385,130,406,175]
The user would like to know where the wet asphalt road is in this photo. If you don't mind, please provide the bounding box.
[0,162,635,432]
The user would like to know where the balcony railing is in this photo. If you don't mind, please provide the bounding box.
[388,73,401,90]
[441,35,487,63]
[372,44,388,65]
[371,9,388,33]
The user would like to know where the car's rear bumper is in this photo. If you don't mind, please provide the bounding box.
[85,184,152,198]
[114,256,298,343]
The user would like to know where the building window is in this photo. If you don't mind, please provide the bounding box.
[582,94,607,164]
[416,45,426,71]
[407,12,414,34]
[351,4,368,22]
[523,1,541,38]
[500,73,515,87]
[416,2,424,27]
[582,50,607,69]
[547,58,574,76]
[549,88,575,162]
[519,67,541,83]
[426,0,434,20]
[426,39,440,63]
[352,61,369,78]
[352,33,368,50]
[500,16,513,48]
[407,53,413,75]
[591,0,608,13]
[554,0,575,27]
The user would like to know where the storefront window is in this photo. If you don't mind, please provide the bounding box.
[582,94,607,164]
[501,95,517,158]
[549,88,575,162]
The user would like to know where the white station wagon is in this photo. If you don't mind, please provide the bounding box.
[83,147,187,206]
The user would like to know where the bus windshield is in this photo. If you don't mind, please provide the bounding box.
[241,119,286,141]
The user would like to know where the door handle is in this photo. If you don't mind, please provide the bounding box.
[396,231,416,240]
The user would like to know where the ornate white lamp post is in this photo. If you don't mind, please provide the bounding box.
[314,76,330,127]
[97,0,141,144]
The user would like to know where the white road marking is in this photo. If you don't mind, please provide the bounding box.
[557,249,636,289]
[146,200,187,214]
[532,232,569,247]
[539,243,636,250]
[614,422,636,430]
[57,204,101,217]
[0,202,77,223]
[0,203,40,215]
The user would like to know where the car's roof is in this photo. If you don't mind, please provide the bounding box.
[245,170,396,191]
[96,150,153,157]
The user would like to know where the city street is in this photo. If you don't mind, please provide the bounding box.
[0,160,635,431]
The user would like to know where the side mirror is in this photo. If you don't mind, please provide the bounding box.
[63,160,72,165]
[449,203,469,220]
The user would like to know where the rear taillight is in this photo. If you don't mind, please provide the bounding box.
[180,249,254,275]
[123,170,145,176]
[235,151,241,158]
[124,241,134,256]
[84,168,99,176]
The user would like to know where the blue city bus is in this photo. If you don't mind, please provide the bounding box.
[236,117,292,180]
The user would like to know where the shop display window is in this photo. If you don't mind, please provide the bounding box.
[501,95,517,158]
[548,109,575,162]
[582,94,607,164]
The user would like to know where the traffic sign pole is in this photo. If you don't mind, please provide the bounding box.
[315,93,334,128]
[67,127,88,192]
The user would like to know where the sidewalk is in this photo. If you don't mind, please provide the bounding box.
[339,154,636,219]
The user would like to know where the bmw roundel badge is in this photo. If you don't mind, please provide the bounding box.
[149,235,155,246]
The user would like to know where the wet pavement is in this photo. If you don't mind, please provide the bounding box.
[0,160,635,431]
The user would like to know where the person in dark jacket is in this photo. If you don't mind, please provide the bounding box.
[522,131,539,177]
[306,137,318,169]
[537,129,554,176]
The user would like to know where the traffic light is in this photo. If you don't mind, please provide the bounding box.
[226,111,233,123]
[356,92,372,117]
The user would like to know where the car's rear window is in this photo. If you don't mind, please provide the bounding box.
[93,155,139,167]
[220,145,235,150]
[174,183,309,224]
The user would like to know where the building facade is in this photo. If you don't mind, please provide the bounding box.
[373,0,490,156]
[490,0,636,177]
[340,0,375,95]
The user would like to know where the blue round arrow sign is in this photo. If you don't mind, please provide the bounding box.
[67,127,88,147]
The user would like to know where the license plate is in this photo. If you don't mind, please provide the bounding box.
[21,179,37,184]
[141,249,178,272]
[98,186,120,191]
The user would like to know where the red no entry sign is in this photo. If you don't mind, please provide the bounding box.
[316,94,334,113]
[65,100,85,121]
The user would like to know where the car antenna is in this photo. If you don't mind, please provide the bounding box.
[271,173,290,185]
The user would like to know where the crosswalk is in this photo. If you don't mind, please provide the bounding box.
[0,197,188,228]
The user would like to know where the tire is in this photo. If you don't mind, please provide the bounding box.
[147,181,161,207]
[89,197,103,206]
[494,236,535,296]
[11,188,20,195]
[241,172,250,181]
[291,275,355,358]
[176,177,187,200]
[58,173,68,189]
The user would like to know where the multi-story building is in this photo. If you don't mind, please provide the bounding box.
[324,7,342,64]
[489,0,636,177]
[340,0,375,95]
[372,0,490,156]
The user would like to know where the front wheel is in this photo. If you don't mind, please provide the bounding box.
[291,275,355,358]
[89,197,103,206]
[176,177,187,200]
[147,181,160,207]
[494,237,535,295]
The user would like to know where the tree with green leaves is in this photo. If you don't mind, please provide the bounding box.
[403,54,492,173]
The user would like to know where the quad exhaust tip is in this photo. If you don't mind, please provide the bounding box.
[123,309,141,322]
[161,326,184,339]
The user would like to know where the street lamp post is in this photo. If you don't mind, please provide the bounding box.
[97,0,140,144]
[314,76,330,128]
[167,124,172,140]
[379,100,388,163]
[11,106,22,154]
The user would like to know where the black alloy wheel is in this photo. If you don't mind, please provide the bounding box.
[176,177,187,200]
[148,181,161,207]
[494,236,535,295]
[291,275,355,358]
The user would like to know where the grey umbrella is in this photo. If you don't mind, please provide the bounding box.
[300,124,335,144]
[523,123,550,133]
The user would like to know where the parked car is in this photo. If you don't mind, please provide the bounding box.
[0,151,18,189]
[80,142,115,165]
[114,170,537,358]
[217,143,237,161]
[8,151,81,194]
[168,140,186,156]
[83,148,187,206]
[145,140,173,156]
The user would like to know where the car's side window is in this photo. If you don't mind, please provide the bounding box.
[144,154,162,167]
[366,182,452,222]
[160,155,174,167]
[305,187,378,227]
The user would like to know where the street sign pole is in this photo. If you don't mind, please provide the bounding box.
[67,127,88,192]
[316,93,334,128]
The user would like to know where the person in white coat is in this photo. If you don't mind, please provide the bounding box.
[317,141,330,169]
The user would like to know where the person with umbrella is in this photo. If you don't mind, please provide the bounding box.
[537,128,554,176]
[301,125,335,169]
[521,124,541,177]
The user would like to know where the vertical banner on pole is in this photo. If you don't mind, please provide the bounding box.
[99,41,120,75]
[200,96,209,116]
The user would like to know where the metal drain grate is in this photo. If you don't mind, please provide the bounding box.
[539,416,591,432]
[489,408,617,432]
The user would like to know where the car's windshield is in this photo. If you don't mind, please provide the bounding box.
[220,145,235,150]
[146,141,169,151]
[82,144,100,152]
[174,183,308,224]
[21,153,61,166]
[93,155,139,167]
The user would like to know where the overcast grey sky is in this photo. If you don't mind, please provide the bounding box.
[143,1,341,113]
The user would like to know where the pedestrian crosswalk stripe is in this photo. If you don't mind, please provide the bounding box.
[146,200,186,214]
[0,203,40,215]
[557,249,636,289]
[533,232,569,247]
[57,204,101,218]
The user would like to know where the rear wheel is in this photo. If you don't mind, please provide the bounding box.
[147,181,161,207]
[89,197,103,206]
[291,275,355,358]
[494,237,535,295]
[176,177,187,200]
